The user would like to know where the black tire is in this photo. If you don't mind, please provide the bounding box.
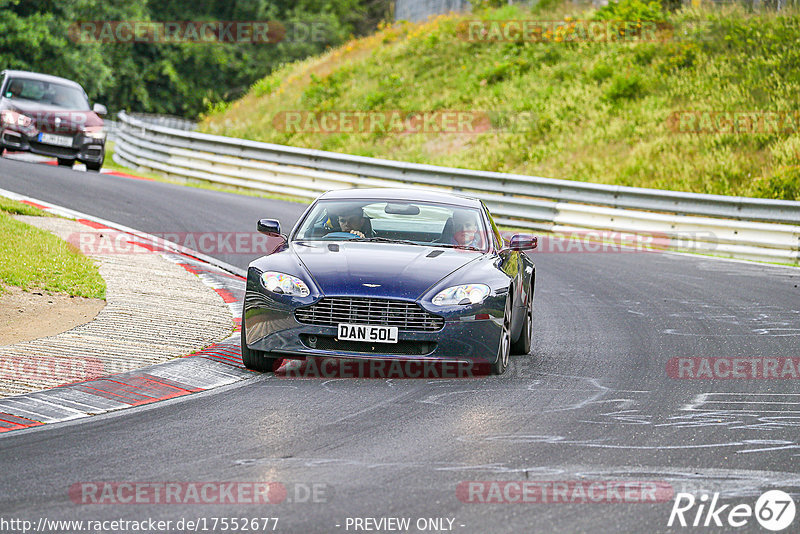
[85,151,105,172]
[57,158,74,168]
[511,289,533,355]
[491,296,512,375]
[240,327,281,372]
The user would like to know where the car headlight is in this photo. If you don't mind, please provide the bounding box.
[432,284,490,306]
[83,127,106,140]
[1,110,31,127]
[260,271,310,297]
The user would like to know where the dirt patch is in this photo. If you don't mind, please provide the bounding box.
[0,286,105,346]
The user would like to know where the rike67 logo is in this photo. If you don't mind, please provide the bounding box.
[668,490,796,531]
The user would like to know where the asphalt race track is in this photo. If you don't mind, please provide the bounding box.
[1,158,800,533]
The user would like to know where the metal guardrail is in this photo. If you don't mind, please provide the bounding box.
[123,113,197,131]
[114,111,800,265]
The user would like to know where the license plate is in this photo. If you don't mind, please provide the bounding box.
[338,323,398,344]
[38,133,73,147]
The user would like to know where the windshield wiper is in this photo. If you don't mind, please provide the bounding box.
[350,237,421,246]
[430,243,482,251]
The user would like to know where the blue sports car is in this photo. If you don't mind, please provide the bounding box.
[241,188,537,375]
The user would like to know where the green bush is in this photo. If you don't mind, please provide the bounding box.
[594,0,666,23]
[754,166,800,200]
[604,74,647,102]
[589,62,614,83]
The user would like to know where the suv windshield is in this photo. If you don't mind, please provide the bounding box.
[294,199,489,251]
[3,78,90,110]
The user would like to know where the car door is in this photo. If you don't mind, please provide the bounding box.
[482,202,526,335]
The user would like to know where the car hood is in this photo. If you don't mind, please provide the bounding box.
[293,241,482,300]
[2,99,102,132]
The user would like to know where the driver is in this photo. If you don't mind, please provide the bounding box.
[452,211,482,248]
[336,205,374,238]
[7,80,23,98]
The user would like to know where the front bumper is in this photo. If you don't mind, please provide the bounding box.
[243,290,504,364]
[1,127,105,163]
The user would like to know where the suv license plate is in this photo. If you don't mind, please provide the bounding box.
[38,133,73,147]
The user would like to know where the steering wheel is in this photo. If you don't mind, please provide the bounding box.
[322,232,358,240]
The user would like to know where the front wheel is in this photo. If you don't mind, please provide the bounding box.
[57,158,74,168]
[491,296,512,375]
[86,151,105,172]
[511,291,533,355]
[240,327,281,372]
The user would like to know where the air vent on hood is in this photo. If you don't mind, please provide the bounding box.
[426,250,444,258]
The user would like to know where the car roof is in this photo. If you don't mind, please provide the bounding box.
[318,188,483,208]
[2,70,84,89]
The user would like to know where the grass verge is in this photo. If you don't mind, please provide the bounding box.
[0,197,106,298]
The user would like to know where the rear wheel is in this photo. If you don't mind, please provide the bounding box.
[511,291,533,355]
[57,158,74,168]
[491,296,512,375]
[240,325,281,372]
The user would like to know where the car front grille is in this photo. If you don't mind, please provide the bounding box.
[295,297,444,332]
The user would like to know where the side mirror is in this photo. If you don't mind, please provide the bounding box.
[257,218,281,236]
[92,103,107,116]
[508,234,537,251]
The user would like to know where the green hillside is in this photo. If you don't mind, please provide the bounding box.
[200,1,800,200]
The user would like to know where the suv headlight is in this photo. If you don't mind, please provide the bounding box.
[83,126,106,140]
[432,284,490,306]
[260,271,310,297]
[1,110,31,127]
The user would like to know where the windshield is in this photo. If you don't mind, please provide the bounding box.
[294,199,489,251]
[3,78,90,110]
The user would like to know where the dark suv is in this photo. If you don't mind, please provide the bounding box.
[0,70,107,171]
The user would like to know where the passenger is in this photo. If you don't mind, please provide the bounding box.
[336,206,374,238]
[452,211,481,248]
[7,80,23,98]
